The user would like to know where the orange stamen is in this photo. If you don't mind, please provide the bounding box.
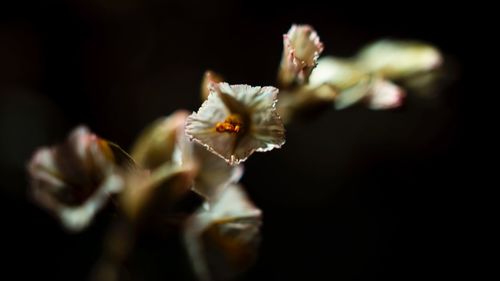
[215,114,243,134]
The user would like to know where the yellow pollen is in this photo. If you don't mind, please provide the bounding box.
[215,114,243,134]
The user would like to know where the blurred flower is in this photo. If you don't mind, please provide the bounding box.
[184,184,261,281]
[130,110,188,171]
[303,39,439,112]
[334,75,405,110]
[201,70,224,101]
[27,126,133,231]
[186,82,285,165]
[309,56,364,89]
[278,24,324,88]
[356,39,442,80]
[119,163,196,223]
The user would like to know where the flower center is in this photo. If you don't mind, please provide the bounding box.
[215,114,243,134]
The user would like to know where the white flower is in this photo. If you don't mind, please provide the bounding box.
[27,126,130,231]
[130,110,189,170]
[184,184,262,281]
[185,82,285,165]
[356,39,443,80]
[128,109,243,207]
[278,24,324,88]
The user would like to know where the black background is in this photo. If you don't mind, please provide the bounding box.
[1,0,470,280]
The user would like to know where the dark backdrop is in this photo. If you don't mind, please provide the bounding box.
[1,1,469,280]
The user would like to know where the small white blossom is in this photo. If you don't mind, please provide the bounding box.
[278,24,324,87]
[186,82,285,165]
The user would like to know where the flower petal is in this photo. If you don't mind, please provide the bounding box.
[201,70,224,101]
[174,125,243,204]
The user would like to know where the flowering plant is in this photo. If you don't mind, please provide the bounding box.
[27,24,443,281]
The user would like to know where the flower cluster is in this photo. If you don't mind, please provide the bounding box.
[276,25,443,122]
[27,24,444,281]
